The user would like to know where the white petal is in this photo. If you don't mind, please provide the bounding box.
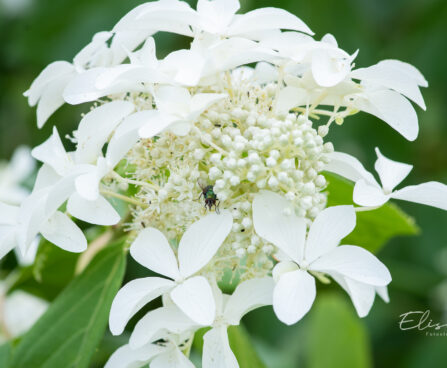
[17,189,49,251]
[160,49,206,86]
[107,110,157,167]
[0,202,19,225]
[377,59,428,87]
[305,205,356,263]
[31,127,71,175]
[36,73,73,128]
[274,86,307,116]
[376,285,390,303]
[392,182,447,210]
[138,112,175,139]
[178,211,232,278]
[105,344,165,368]
[354,89,419,141]
[0,229,16,260]
[151,347,195,368]
[67,193,120,225]
[109,277,175,335]
[197,0,239,34]
[130,227,180,280]
[170,276,216,325]
[63,68,145,105]
[310,245,392,286]
[351,63,426,109]
[189,93,227,120]
[331,274,375,318]
[374,147,413,192]
[353,179,390,207]
[202,326,238,368]
[75,101,134,164]
[74,163,105,201]
[130,305,196,349]
[24,61,74,106]
[9,146,35,183]
[273,269,316,325]
[40,211,87,253]
[324,151,378,185]
[33,164,61,192]
[312,49,351,87]
[224,277,274,325]
[252,190,306,263]
[155,86,191,117]
[228,7,313,36]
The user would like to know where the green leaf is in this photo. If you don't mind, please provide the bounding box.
[0,343,12,367]
[325,173,419,253]
[9,239,126,368]
[9,239,80,301]
[228,325,267,368]
[307,293,372,368]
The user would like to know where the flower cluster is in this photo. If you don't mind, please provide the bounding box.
[1,0,447,366]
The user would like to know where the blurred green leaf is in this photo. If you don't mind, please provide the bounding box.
[228,325,267,368]
[325,173,419,253]
[9,239,126,368]
[9,239,80,301]
[308,293,372,368]
[0,343,11,367]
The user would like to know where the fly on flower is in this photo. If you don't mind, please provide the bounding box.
[198,178,220,213]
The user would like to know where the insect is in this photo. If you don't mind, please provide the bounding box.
[198,179,220,213]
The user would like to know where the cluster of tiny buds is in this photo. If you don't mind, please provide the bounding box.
[125,74,333,277]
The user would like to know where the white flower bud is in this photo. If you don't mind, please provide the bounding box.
[229,176,240,186]
[300,196,313,209]
[318,125,329,137]
[248,152,260,163]
[303,182,316,195]
[242,217,252,228]
[278,172,289,183]
[315,175,326,187]
[193,149,205,160]
[209,167,222,180]
[268,176,279,188]
[210,153,222,164]
[266,157,277,167]
[237,159,247,168]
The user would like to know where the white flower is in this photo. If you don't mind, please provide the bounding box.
[194,0,313,37]
[109,211,233,333]
[23,61,75,128]
[105,331,194,368]
[128,278,274,368]
[261,32,357,87]
[0,146,35,205]
[0,286,48,342]
[139,86,226,137]
[324,148,447,210]
[253,191,391,325]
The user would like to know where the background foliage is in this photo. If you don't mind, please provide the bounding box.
[0,0,446,367]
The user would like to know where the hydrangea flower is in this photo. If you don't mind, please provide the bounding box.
[253,190,391,324]
[4,0,447,366]
[325,148,447,209]
[109,211,233,331]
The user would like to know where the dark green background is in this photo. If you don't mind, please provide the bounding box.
[1,0,446,367]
